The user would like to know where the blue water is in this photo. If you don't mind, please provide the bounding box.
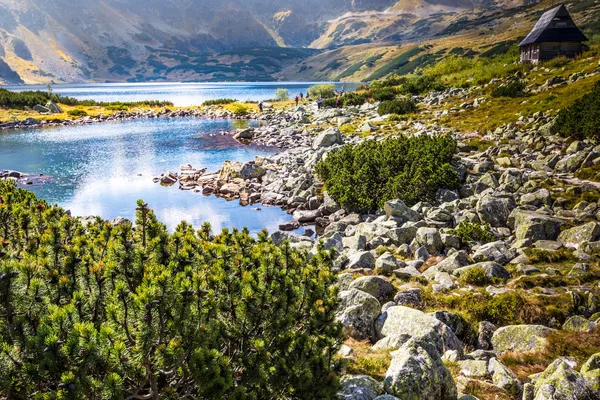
[0,117,298,233]
[5,82,362,106]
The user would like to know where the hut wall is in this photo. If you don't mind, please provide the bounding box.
[521,42,583,63]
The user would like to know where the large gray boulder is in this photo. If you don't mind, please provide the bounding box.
[476,195,516,228]
[346,251,376,269]
[528,358,597,400]
[313,127,342,148]
[336,289,381,341]
[384,199,422,222]
[453,261,511,280]
[415,227,443,256]
[488,358,522,396]
[383,336,457,400]
[338,374,383,400]
[558,222,600,250]
[491,325,555,355]
[509,209,563,241]
[377,306,462,355]
[471,241,516,265]
[349,276,395,302]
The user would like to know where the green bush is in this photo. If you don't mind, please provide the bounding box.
[449,222,495,246]
[323,98,338,108]
[0,181,342,399]
[66,109,88,117]
[342,92,368,107]
[105,104,128,111]
[399,75,446,95]
[554,80,600,140]
[274,88,290,101]
[308,84,336,99]
[315,135,460,212]
[377,98,417,116]
[231,103,250,116]
[203,98,236,106]
[491,80,525,98]
[371,88,396,102]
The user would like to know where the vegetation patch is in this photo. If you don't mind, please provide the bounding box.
[553,80,600,140]
[449,222,495,246]
[377,99,417,116]
[492,80,526,98]
[0,181,343,399]
[66,109,88,117]
[308,84,336,99]
[203,98,236,106]
[344,340,392,380]
[315,134,459,212]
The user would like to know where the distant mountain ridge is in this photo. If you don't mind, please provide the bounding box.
[0,0,529,84]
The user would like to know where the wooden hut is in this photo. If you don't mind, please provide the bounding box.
[519,4,588,64]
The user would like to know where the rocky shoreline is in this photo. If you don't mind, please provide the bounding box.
[0,105,257,131]
[155,90,600,400]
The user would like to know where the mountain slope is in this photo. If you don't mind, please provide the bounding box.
[0,0,533,84]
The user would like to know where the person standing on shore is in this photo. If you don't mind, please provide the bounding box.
[259,101,263,113]
[295,95,300,107]
[317,97,323,110]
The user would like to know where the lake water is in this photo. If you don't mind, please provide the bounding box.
[4,82,363,106]
[0,117,299,233]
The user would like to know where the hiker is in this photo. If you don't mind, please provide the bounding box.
[300,92,304,101]
[336,96,341,108]
[295,95,300,106]
[317,97,323,110]
[258,101,263,112]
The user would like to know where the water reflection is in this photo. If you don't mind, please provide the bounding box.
[0,117,295,233]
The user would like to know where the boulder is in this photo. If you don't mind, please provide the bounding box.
[384,199,422,222]
[529,358,597,400]
[346,251,376,269]
[394,288,423,308]
[491,325,555,355]
[383,336,457,400]
[375,252,398,274]
[488,358,522,396]
[313,127,342,148]
[477,321,497,350]
[471,241,516,265]
[558,222,600,250]
[238,162,265,179]
[476,195,516,228]
[415,227,443,256]
[377,306,462,355]
[338,374,383,400]
[453,262,511,281]
[336,289,381,341]
[509,209,563,241]
[349,276,395,303]
[433,251,471,274]
[562,315,598,332]
[46,101,63,113]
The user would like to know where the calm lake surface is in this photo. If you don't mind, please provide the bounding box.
[5,82,362,106]
[0,117,298,233]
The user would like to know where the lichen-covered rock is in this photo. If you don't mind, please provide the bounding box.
[336,289,381,341]
[562,315,598,333]
[349,276,395,303]
[491,325,555,355]
[477,321,497,350]
[415,227,443,256]
[471,241,516,265]
[377,306,462,355]
[376,252,399,274]
[476,195,516,228]
[394,288,423,308]
[383,336,457,400]
[453,261,511,281]
[531,358,597,400]
[338,374,383,400]
[373,334,412,351]
[384,199,422,223]
[430,251,470,275]
[346,251,376,269]
[581,353,600,394]
[558,222,600,250]
[509,209,563,241]
[488,358,522,396]
[458,359,489,378]
[313,127,342,148]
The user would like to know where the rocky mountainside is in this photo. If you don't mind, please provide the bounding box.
[0,0,528,84]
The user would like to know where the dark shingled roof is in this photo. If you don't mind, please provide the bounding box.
[519,4,588,47]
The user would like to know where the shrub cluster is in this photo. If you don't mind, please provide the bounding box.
[491,80,525,98]
[315,135,460,211]
[399,75,446,95]
[377,98,417,116]
[449,222,495,246]
[0,182,342,399]
[274,88,290,101]
[553,80,600,140]
[66,109,88,117]
[202,98,236,106]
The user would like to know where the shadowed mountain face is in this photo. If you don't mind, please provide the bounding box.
[0,0,520,84]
